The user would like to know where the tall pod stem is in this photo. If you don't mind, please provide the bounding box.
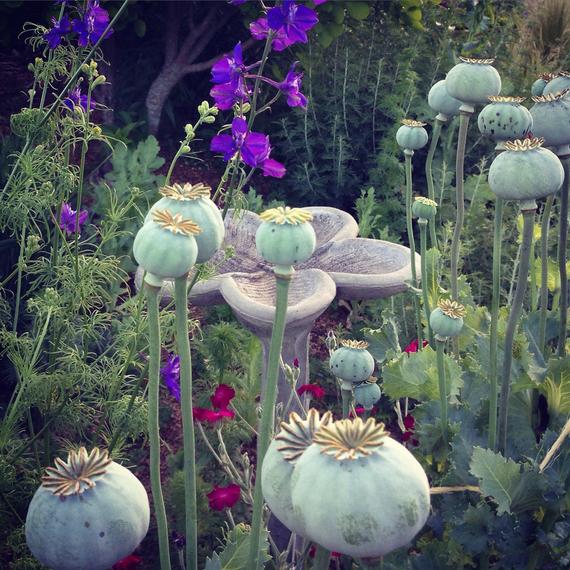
[435,338,448,445]
[498,206,536,454]
[145,284,172,570]
[341,387,352,418]
[450,110,471,300]
[488,197,504,451]
[404,151,423,345]
[174,277,198,570]
[248,269,292,570]
[425,118,444,249]
[419,219,434,345]
[539,195,554,354]
[557,157,569,357]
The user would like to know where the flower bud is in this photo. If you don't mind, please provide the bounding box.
[92,75,106,88]
[203,115,216,124]
[180,145,191,153]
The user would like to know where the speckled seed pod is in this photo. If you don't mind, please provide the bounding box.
[255,206,316,273]
[290,418,430,558]
[145,183,224,263]
[543,71,570,97]
[531,73,556,97]
[445,57,502,112]
[26,448,150,570]
[262,409,332,536]
[429,299,466,340]
[133,209,200,287]
[329,340,375,388]
[530,91,570,154]
[488,138,564,210]
[354,379,382,410]
[412,196,438,221]
[428,79,462,121]
[477,96,533,148]
[396,119,429,152]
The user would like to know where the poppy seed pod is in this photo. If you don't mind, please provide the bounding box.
[428,79,462,121]
[26,448,150,570]
[354,378,382,410]
[445,57,501,112]
[290,418,430,558]
[543,71,570,97]
[412,196,438,221]
[255,206,316,274]
[330,340,375,389]
[133,209,200,287]
[477,96,533,149]
[261,409,332,536]
[429,299,466,340]
[488,138,564,210]
[531,73,556,97]
[396,119,429,152]
[530,91,570,155]
[145,183,224,263]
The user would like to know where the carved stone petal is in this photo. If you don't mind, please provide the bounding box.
[309,238,421,299]
[219,268,337,334]
[303,207,359,249]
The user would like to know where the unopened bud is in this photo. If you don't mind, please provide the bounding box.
[92,75,106,87]
[203,115,216,124]
[180,145,191,153]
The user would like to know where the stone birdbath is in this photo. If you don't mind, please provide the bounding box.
[136,206,419,404]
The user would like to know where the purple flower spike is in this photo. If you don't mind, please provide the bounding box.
[210,117,286,178]
[249,17,291,51]
[63,86,94,112]
[210,42,251,109]
[59,202,88,235]
[161,354,181,401]
[267,0,318,46]
[72,0,113,47]
[277,64,307,108]
[44,15,72,49]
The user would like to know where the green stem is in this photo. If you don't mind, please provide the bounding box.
[341,387,352,419]
[419,220,433,345]
[450,111,471,301]
[313,545,330,569]
[498,207,536,454]
[247,32,274,129]
[539,195,554,354]
[557,157,569,357]
[12,223,26,332]
[436,339,448,445]
[488,197,503,451]
[145,284,172,570]
[404,152,422,346]
[530,237,538,311]
[247,269,291,570]
[425,118,443,249]
[174,277,198,570]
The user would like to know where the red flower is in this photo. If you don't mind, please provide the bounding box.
[293,357,300,368]
[404,339,428,354]
[402,414,419,446]
[297,384,325,399]
[403,414,415,431]
[193,407,235,424]
[207,483,241,511]
[211,384,236,410]
[349,406,366,418]
[112,555,142,570]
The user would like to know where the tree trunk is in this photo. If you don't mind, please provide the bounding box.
[145,63,185,135]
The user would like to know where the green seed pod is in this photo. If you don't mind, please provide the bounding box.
[445,57,501,111]
[396,119,429,151]
[290,418,430,558]
[488,138,564,209]
[255,206,316,272]
[412,196,438,221]
[133,209,200,287]
[26,448,150,570]
[262,409,332,536]
[530,91,570,154]
[428,79,462,121]
[354,379,381,410]
[429,299,466,340]
[330,340,375,387]
[145,183,224,263]
[477,96,533,148]
[531,73,556,97]
[543,71,570,97]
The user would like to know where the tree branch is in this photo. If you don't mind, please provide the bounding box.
[164,1,181,66]
[181,37,256,75]
[178,4,220,62]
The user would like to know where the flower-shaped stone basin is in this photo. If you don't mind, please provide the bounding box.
[136,207,419,405]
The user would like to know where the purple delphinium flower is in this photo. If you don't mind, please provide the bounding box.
[249,17,291,51]
[59,202,88,235]
[72,0,113,47]
[211,42,245,85]
[267,0,318,45]
[210,43,253,110]
[160,354,181,401]
[63,86,94,111]
[210,78,250,110]
[277,65,307,108]
[210,117,285,178]
[44,15,72,49]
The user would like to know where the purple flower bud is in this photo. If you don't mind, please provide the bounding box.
[59,202,88,235]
